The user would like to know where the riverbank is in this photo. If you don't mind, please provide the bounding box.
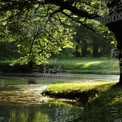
[47,57,119,74]
[0,57,120,75]
[0,73,119,85]
[42,82,122,121]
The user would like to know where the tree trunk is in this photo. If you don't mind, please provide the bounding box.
[82,48,87,57]
[93,40,99,57]
[119,57,122,83]
[75,45,81,57]
[82,39,88,57]
[117,41,122,85]
[107,20,122,85]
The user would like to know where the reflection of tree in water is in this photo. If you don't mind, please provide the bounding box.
[40,102,83,122]
[0,102,83,122]
[0,107,10,122]
[9,106,49,122]
[0,106,49,122]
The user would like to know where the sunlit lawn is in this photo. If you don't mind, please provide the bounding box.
[0,57,120,74]
[48,57,119,74]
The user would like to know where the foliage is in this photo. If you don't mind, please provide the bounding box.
[0,41,19,60]
[0,0,119,64]
[74,21,116,57]
[0,4,75,65]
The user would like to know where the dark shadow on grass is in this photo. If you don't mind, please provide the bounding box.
[81,83,122,121]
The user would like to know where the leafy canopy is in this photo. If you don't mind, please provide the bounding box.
[0,0,120,64]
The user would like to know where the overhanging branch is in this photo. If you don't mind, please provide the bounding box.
[61,11,95,32]
[48,7,63,19]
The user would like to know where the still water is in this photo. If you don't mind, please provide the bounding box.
[0,103,83,122]
[0,74,118,122]
[0,84,83,122]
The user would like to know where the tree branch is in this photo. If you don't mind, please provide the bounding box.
[48,7,63,19]
[61,11,95,32]
[0,0,102,22]
[45,0,101,19]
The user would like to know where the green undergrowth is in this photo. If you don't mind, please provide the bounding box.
[42,82,122,121]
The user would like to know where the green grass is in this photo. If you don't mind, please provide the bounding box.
[0,78,28,85]
[0,57,119,74]
[42,82,122,121]
[48,57,119,74]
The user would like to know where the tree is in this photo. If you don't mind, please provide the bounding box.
[0,0,122,85]
[0,3,74,65]
[74,22,115,57]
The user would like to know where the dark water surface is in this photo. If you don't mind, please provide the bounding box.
[0,73,119,84]
[0,74,119,122]
[0,103,83,122]
[0,84,83,122]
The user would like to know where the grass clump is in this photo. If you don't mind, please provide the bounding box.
[42,82,115,104]
[42,82,122,121]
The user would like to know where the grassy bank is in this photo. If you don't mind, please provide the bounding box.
[42,82,122,121]
[0,57,119,74]
[48,57,119,74]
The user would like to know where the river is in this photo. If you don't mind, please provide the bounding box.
[0,74,119,122]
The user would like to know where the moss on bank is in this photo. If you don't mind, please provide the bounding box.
[42,82,115,103]
[42,82,122,121]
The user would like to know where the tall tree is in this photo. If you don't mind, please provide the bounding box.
[74,21,115,57]
[0,3,74,65]
[0,0,122,85]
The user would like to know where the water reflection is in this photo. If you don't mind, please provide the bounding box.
[0,102,83,122]
[0,80,83,122]
[0,85,49,105]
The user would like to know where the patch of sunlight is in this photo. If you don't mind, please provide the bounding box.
[76,61,101,68]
